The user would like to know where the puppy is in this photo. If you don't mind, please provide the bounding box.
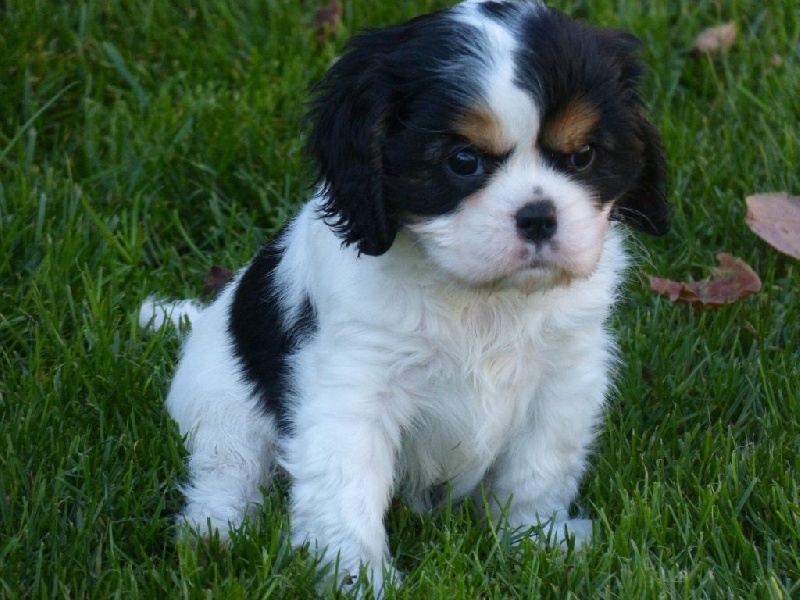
[142,0,668,593]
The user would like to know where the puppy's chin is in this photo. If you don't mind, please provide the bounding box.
[491,265,576,293]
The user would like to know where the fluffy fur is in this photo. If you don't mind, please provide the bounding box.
[141,0,668,594]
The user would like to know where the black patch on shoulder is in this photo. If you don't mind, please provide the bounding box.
[228,227,317,432]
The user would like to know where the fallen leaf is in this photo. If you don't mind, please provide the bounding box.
[315,0,342,46]
[201,265,234,298]
[648,275,686,301]
[692,21,737,56]
[648,253,761,306]
[745,192,800,259]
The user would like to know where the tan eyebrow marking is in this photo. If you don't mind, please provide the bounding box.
[452,105,509,155]
[541,99,600,153]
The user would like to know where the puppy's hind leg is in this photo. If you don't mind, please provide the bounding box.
[175,393,279,542]
[165,307,279,540]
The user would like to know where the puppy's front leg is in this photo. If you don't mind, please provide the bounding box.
[482,341,610,549]
[284,390,402,593]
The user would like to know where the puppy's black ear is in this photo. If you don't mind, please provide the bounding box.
[595,28,670,235]
[306,32,397,256]
[613,118,670,235]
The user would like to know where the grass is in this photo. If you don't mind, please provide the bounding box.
[1,0,798,597]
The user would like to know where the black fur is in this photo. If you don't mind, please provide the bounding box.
[610,118,669,235]
[228,225,317,431]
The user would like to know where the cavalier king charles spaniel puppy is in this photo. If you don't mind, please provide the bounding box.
[141,0,668,593]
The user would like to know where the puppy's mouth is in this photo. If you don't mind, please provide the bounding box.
[517,259,561,275]
[521,257,555,271]
[515,243,560,272]
[506,245,585,287]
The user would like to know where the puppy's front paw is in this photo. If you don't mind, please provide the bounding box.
[545,517,593,550]
[177,501,248,543]
[511,514,593,551]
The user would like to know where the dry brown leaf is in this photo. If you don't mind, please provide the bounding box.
[315,1,342,46]
[745,192,800,259]
[648,253,761,306]
[692,21,737,55]
[201,264,234,299]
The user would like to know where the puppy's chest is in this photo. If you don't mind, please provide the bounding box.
[393,300,547,503]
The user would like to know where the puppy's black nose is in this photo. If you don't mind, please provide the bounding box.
[515,201,557,243]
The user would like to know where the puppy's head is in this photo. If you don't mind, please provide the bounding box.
[308,0,668,285]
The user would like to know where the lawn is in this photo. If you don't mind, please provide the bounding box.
[1,0,798,598]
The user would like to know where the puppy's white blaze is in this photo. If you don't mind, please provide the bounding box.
[486,72,539,153]
[457,3,541,149]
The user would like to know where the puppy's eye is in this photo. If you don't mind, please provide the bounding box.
[447,148,485,177]
[568,145,595,171]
